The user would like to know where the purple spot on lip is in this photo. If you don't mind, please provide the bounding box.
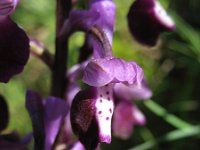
[100,94,103,97]
[109,108,112,113]
[107,97,110,101]
[106,91,109,95]
[100,99,103,103]
[98,111,102,114]
[106,117,109,120]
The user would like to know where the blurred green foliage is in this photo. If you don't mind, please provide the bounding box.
[0,0,199,149]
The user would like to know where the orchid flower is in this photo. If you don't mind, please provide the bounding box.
[0,0,29,83]
[64,0,151,149]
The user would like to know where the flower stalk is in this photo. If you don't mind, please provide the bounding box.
[51,0,72,98]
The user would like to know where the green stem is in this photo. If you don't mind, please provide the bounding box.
[144,100,192,129]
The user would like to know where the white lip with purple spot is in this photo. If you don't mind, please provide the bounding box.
[95,84,114,143]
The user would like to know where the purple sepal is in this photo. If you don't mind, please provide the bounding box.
[61,10,100,36]
[0,95,9,132]
[128,0,175,46]
[0,16,29,83]
[83,57,144,87]
[0,0,19,16]
[113,101,146,139]
[0,132,32,150]
[114,80,152,101]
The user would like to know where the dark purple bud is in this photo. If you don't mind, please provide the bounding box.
[0,17,29,83]
[0,132,32,150]
[0,95,9,132]
[83,57,144,87]
[0,0,19,16]
[71,85,114,149]
[113,101,146,139]
[127,0,175,46]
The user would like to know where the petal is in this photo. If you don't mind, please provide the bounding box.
[113,101,146,139]
[44,97,69,150]
[0,95,9,132]
[83,57,144,87]
[61,10,100,36]
[0,17,29,83]
[83,58,114,87]
[114,80,152,101]
[70,85,114,149]
[127,0,175,46]
[0,0,19,16]
[25,90,45,150]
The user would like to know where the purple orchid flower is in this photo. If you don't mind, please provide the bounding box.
[60,0,154,148]
[0,0,29,83]
[70,57,146,149]
[127,0,176,46]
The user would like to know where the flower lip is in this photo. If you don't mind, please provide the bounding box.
[70,86,114,149]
